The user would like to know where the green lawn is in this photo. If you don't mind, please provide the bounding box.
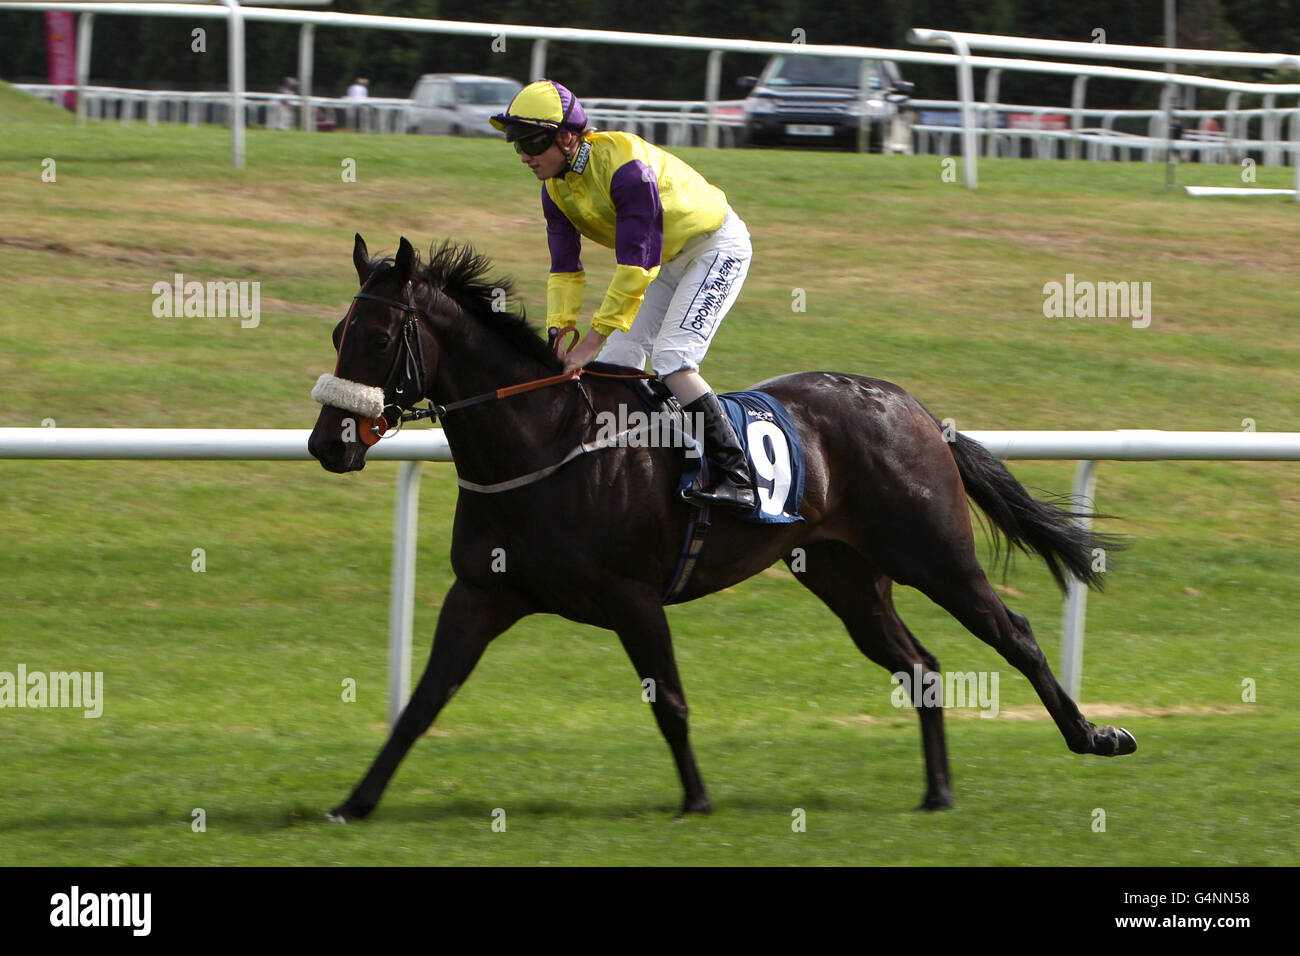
[0,87,1296,865]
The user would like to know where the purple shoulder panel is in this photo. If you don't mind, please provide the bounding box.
[609,161,664,271]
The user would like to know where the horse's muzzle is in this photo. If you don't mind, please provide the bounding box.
[308,405,370,473]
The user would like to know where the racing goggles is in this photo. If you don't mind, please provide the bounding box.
[512,129,557,156]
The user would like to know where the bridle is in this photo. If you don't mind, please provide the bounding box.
[313,277,653,447]
[313,278,439,445]
[350,287,438,435]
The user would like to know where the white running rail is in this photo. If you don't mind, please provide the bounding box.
[3,426,1298,720]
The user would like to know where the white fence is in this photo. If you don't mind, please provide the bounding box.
[13,83,746,145]
[3,425,1298,723]
[15,77,1298,167]
[14,83,413,131]
[908,29,1300,196]
[6,2,1300,184]
[584,99,746,148]
[910,99,1300,165]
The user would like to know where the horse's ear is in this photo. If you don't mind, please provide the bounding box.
[395,236,415,280]
[353,233,370,286]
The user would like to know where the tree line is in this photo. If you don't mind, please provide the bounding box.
[1,0,1296,111]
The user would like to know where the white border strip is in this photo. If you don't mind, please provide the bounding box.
[1183,186,1297,197]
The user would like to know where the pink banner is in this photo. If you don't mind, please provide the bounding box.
[44,12,77,110]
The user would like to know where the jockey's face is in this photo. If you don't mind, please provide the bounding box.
[519,130,578,180]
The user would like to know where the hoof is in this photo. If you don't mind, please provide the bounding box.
[327,801,372,823]
[915,794,955,812]
[678,795,713,816]
[1095,725,1138,756]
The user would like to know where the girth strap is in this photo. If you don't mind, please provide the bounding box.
[663,504,712,605]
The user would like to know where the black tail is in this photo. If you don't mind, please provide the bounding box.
[944,428,1123,593]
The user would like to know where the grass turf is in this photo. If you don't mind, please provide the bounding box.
[0,89,1296,865]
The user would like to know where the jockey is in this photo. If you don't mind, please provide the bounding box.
[491,79,755,513]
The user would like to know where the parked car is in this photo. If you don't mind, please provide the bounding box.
[737,55,913,152]
[407,74,523,136]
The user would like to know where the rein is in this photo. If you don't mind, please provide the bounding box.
[429,364,651,419]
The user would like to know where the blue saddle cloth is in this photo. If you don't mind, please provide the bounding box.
[678,390,806,524]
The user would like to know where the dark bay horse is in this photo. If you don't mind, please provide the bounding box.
[308,234,1135,820]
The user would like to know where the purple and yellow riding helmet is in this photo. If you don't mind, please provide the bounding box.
[490,80,588,155]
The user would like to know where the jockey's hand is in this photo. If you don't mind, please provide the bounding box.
[563,329,607,373]
[549,326,577,358]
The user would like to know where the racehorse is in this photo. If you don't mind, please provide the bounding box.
[308,234,1136,820]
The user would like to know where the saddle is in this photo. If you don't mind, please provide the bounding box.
[595,364,805,526]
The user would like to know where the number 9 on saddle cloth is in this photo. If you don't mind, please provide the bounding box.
[630,381,804,524]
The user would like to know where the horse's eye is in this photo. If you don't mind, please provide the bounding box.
[373,334,391,349]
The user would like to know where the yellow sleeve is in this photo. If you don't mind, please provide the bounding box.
[546,271,586,329]
[591,264,659,337]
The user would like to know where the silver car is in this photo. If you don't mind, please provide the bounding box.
[406,74,523,137]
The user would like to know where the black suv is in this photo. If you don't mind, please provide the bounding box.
[738,54,913,152]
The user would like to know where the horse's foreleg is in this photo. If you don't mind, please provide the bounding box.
[609,588,711,815]
[328,579,528,822]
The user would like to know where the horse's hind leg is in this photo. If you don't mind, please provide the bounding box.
[786,541,954,810]
[329,579,528,822]
[874,498,1136,758]
[931,578,1135,756]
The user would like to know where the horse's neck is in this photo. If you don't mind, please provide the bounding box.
[435,330,551,404]
[431,325,579,483]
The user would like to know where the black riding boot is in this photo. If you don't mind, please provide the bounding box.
[680,392,756,511]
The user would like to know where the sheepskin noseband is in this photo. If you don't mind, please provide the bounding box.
[311,373,385,419]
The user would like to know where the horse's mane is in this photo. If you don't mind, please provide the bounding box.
[366,241,562,372]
